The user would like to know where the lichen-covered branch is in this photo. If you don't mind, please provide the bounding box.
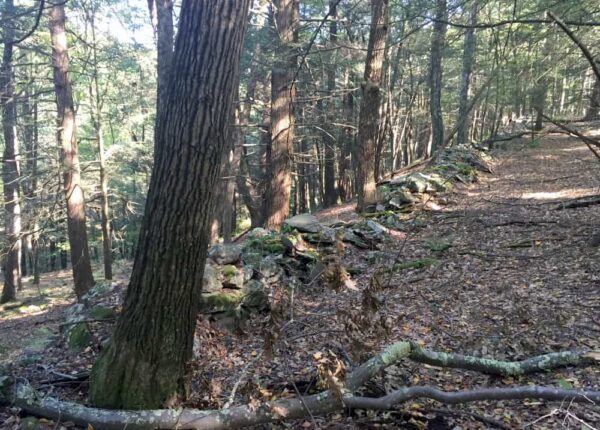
[344,386,600,410]
[2,341,598,429]
[409,344,599,376]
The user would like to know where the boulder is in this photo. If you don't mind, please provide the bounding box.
[202,263,222,293]
[342,230,370,249]
[389,175,408,186]
[246,227,271,240]
[258,256,284,283]
[199,290,243,314]
[208,243,242,265]
[241,280,269,311]
[366,220,388,238]
[90,306,116,319]
[284,213,322,233]
[406,174,429,193]
[67,323,92,351]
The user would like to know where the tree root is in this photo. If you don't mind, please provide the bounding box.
[2,341,598,429]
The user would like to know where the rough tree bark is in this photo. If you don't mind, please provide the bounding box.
[428,0,447,153]
[355,0,389,212]
[263,0,299,230]
[1,0,22,303]
[456,3,477,145]
[89,0,251,409]
[49,2,95,299]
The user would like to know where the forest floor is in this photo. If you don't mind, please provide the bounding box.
[1,133,600,429]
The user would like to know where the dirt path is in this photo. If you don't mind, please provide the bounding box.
[379,135,600,428]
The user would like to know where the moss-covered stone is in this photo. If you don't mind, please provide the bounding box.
[199,291,243,313]
[67,323,92,351]
[222,265,238,278]
[90,306,116,319]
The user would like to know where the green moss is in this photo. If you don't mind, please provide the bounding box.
[455,161,476,177]
[90,306,116,319]
[200,291,243,312]
[244,235,286,255]
[364,210,396,218]
[68,323,92,351]
[222,265,237,278]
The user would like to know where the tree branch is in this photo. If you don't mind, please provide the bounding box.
[2,341,598,430]
[546,11,600,83]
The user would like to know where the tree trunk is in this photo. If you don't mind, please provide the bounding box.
[89,0,251,409]
[533,34,551,131]
[49,2,95,299]
[585,77,600,120]
[88,8,112,280]
[322,0,338,207]
[456,3,476,145]
[1,0,21,303]
[148,0,174,122]
[355,0,389,212]
[263,0,299,230]
[428,0,447,153]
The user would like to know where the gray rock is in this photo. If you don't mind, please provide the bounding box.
[246,227,271,240]
[406,174,428,193]
[202,263,222,293]
[208,243,242,265]
[259,256,284,283]
[389,174,409,186]
[284,213,322,233]
[366,220,388,237]
[241,280,269,311]
[242,265,254,282]
[342,230,370,249]
[396,190,418,203]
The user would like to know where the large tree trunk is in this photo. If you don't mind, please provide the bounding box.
[355,0,389,212]
[456,3,476,145]
[428,0,447,153]
[49,3,95,300]
[89,0,251,409]
[263,0,299,230]
[1,0,21,303]
[322,0,338,207]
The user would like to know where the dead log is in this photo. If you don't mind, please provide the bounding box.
[2,341,598,430]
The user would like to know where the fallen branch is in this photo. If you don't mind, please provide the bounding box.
[343,386,600,410]
[556,197,600,210]
[2,341,598,430]
[541,114,600,161]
